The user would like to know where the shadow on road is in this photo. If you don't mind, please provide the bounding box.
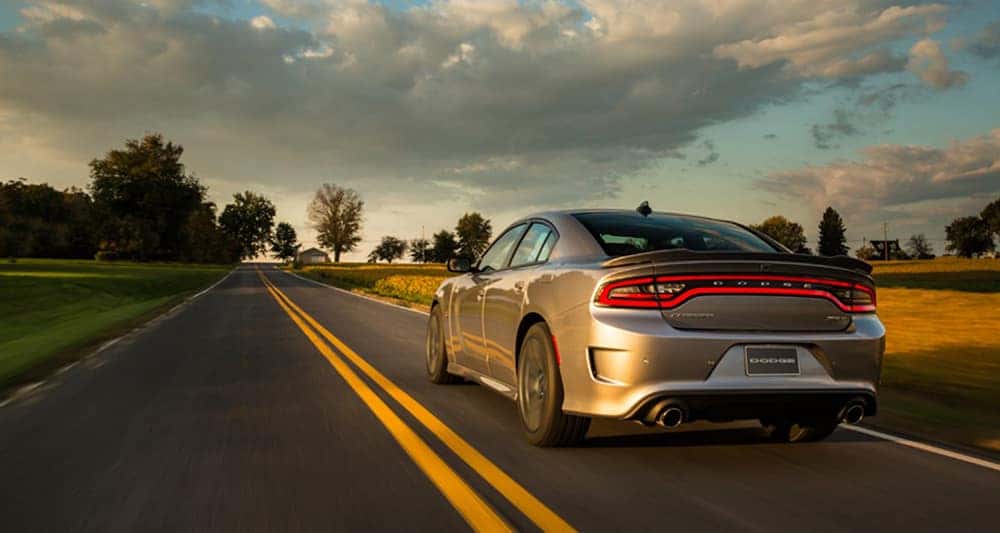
[581,424,872,448]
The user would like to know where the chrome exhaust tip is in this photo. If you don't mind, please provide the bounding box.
[657,406,684,429]
[841,402,865,424]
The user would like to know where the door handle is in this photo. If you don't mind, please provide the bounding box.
[476,289,485,301]
[538,274,555,283]
[513,281,525,293]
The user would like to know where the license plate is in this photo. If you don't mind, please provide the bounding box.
[745,346,799,376]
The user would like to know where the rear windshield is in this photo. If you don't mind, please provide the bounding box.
[573,212,780,256]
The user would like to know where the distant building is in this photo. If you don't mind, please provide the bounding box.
[297,247,330,265]
[869,240,902,260]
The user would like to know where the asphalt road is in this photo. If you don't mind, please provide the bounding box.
[1,265,997,532]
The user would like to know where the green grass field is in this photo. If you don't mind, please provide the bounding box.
[296,258,1000,453]
[0,259,230,388]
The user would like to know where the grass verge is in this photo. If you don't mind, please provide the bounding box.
[0,258,230,389]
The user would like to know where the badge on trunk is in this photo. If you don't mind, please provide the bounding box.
[745,346,799,376]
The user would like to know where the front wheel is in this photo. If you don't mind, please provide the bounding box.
[426,306,460,384]
[517,323,590,447]
[762,416,839,443]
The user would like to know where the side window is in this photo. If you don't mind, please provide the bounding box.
[536,231,557,263]
[477,224,527,272]
[510,223,555,267]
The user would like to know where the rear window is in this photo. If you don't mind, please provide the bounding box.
[573,212,779,256]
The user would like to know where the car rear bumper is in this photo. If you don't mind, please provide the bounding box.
[555,308,885,420]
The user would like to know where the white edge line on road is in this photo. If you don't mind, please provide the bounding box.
[282,269,430,316]
[282,268,1000,474]
[844,424,1000,473]
[0,268,236,409]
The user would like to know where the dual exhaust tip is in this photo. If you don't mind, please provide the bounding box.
[646,398,865,429]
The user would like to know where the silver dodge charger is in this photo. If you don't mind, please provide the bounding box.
[426,207,884,446]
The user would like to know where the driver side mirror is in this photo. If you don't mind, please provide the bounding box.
[447,257,474,273]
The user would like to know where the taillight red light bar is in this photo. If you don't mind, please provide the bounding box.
[595,275,876,312]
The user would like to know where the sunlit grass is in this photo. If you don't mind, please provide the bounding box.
[0,259,230,387]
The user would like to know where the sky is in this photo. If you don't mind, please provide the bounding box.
[1,0,999,260]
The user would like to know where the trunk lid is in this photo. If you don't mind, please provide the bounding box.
[602,251,874,332]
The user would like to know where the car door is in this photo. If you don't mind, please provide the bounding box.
[450,224,527,375]
[483,222,557,386]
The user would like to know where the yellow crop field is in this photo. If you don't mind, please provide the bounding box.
[296,263,450,306]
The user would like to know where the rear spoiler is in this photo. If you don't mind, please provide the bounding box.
[601,250,873,275]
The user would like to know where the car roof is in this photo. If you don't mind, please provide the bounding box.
[521,208,740,226]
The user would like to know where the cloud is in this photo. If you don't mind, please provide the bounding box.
[907,38,968,89]
[713,3,946,78]
[758,129,1000,224]
[809,82,923,149]
[811,109,860,150]
[0,0,963,244]
[696,140,719,166]
[969,20,1000,59]
[251,15,276,30]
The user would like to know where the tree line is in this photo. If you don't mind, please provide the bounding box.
[749,199,1000,261]
[1,134,294,263]
[4,133,997,264]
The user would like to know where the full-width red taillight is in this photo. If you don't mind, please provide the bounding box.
[595,275,876,312]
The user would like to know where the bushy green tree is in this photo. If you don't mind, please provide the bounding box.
[906,234,935,259]
[817,207,849,256]
[945,216,994,258]
[456,212,492,259]
[179,202,240,264]
[751,215,808,252]
[270,222,299,262]
[431,230,459,262]
[368,236,407,263]
[219,191,276,260]
[981,197,1000,244]
[409,237,432,263]
[89,134,205,260]
[0,179,97,259]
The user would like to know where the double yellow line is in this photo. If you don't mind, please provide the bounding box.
[256,269,574,532]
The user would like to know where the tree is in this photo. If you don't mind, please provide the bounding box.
[180,202,240,264]
[89,134,205,260]
[0,179,97,259]
[368,236,407,263]
[270,222,299,263]
[456,212,492,259]
[905,234,935,259]
[945,216,994,258]
[751,215,808,252]
[219,191,276,260]
[817,207,849,256]
[431,230,459,262]
[308,184,363,262]
[855,244,876,260]
[982,197,1000,244]
[409,238,432,263]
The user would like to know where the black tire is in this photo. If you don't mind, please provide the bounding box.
[762,416,839,443]
[517,323,590,447]
[426,305,460,384]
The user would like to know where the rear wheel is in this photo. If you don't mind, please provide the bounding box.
[426,306,460,384]
[517,323,590,447]
[762,416,839,443]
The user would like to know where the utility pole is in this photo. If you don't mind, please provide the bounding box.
[883,222,889,261]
